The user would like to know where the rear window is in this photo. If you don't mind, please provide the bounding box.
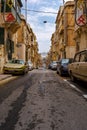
[74,54,80,62]
[51,61,57,65]
[62,59,69,63]
[80,52,87,62]
[74,50,87,62]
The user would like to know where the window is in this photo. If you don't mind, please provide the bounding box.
[74,54,80,62]
[80,51,87,62]
[11,60,24,64]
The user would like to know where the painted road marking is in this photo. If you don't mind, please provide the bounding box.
[83,94,87,99]
[63,79,87,100]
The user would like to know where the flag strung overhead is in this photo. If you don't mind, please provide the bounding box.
[75,0,87,26]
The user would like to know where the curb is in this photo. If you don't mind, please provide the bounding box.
[0,75,12,81]
[0,75,18,86]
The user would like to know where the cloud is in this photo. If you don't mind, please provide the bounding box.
[22,0,62,53]
[28,0,41,3]
[34,23,55,53]
[65,0,74,1]
[27,10,56,53]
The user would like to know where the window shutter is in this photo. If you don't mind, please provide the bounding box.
[6,39,10,52]
[0,27,4,44]
[11,41,14,53]
[1,0,11,12]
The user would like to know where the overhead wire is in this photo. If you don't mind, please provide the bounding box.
[22,8,58,14]
[22,8,74,15]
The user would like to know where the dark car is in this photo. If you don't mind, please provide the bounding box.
[57,58,73,76]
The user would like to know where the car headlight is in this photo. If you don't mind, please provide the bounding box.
[17,66,25,70]
[3,66,8,69]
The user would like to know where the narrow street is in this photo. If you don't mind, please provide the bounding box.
[0,69,87,130]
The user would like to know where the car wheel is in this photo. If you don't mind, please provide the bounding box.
[26,69,28,73]
[70,72,76,82]
[59,69,62,76]
[23,69,26,75]
[57,69,59,74]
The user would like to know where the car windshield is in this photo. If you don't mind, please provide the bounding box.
[9,60,24,64]
[28,61,32,64]
[52,61,57,64]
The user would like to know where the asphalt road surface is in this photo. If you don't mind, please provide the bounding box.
[0,69,87,130]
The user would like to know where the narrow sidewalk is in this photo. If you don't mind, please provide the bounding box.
[0,74,12,81]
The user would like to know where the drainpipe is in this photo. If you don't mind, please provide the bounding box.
[63,1,67,58]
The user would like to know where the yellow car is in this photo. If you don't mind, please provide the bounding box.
[3,59,28,75]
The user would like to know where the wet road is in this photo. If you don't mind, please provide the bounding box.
[0,69,87,130]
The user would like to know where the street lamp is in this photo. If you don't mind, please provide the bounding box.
[43,21,47,23]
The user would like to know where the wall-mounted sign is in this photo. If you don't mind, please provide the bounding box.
[5,13,15,22]
[75,0,87,26]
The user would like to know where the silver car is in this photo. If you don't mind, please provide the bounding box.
[50,61,57,70]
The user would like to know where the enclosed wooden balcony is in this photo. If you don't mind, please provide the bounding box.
[1,0,22,33]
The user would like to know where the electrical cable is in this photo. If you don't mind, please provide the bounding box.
[22,8,58,14]
[22,8,74,15]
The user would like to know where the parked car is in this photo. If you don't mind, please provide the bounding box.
[68,49,87,82]
[48,61,57,70]
[57,58,73,76]
[27,60,33,71]
[48,63,52,69]
[3,59,28,75]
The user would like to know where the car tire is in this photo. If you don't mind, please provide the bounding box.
[70,72,76,82]
[23,69,26,75]
[59,69,62,76]
[57,71,58,74]
[56,68,59,74]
